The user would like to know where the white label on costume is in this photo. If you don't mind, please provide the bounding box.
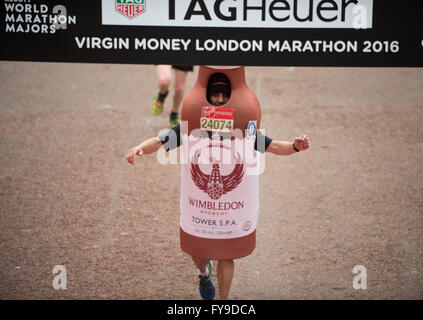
[180,134,259,239]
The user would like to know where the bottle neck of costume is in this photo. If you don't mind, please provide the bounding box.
[197,66,246,91]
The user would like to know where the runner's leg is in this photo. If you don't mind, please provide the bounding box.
[172,69,188,113]
[152,65,172,115]
[191,255,210,273]
[156,65,172,95]
[217,259,234,300]
[192,255,215,300]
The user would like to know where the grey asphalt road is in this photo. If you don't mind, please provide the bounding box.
[0,62,422,299]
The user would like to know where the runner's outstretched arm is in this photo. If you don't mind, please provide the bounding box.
[266,135,310,155]
[126,137,162,165]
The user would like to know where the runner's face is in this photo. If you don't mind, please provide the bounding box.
[209,81,230,106]
[210,92,229,106]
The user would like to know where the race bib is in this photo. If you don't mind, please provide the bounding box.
[200,106,234,133]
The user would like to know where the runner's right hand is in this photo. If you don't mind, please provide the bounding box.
[126,146,143,165]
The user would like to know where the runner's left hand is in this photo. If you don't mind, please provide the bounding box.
[294,135,310,151]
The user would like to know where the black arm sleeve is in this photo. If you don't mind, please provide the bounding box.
[159,124,271,153]
[254,130,273,153]
[159,124,181,152]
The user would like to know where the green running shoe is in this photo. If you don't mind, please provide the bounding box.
[198,262,215,300]
[170,112,180,127]
[151,97,164,116]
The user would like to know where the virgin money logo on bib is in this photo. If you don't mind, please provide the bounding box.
[116,0,145,19]
[201,107,215,118]
[190,148,244,200]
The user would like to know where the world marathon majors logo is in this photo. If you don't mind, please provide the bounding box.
[116,0,145,19]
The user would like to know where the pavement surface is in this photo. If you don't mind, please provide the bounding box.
[0,62,422,299]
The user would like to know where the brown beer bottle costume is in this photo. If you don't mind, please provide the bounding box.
[180,66,261,260]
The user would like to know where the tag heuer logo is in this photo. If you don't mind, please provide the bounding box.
[116,0,145,19]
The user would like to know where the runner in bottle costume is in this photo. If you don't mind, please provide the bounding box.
[127,66,310,300]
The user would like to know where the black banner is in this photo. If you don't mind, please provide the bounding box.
[0,0,422,67]
[1,300,420,319]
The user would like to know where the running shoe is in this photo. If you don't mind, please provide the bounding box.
[170,112,180,127]
[151,97,164,116]
[198,262,215,300]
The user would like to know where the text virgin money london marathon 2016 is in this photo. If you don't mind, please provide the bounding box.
[73,36,374,55]
[4,2,77,34]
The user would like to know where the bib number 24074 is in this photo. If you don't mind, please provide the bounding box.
[200,106,234,133]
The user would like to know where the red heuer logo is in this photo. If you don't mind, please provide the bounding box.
[190,148,244,200]
[116,0,145,19]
